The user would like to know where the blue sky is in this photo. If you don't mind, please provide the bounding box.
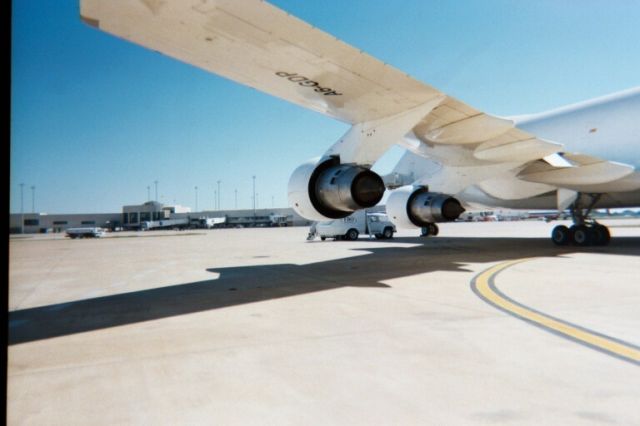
[11,0,640,214]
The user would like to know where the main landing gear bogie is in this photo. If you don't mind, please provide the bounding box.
[551,193,611,246]
[551,223,610,247]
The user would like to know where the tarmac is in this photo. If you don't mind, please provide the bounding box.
[8,219,640,425]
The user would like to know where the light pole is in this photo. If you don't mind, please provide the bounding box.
[154,180,158,201]
[20,183,24,234]
[147,185,151,201]
[217,180,221,211]
[214,189,217,210]
[252,175,256,217]
[31,185,36,213]
[195,186,199,212]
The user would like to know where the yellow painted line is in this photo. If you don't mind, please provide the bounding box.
[471,258,640,365]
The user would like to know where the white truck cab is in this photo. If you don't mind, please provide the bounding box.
[311,211,396,241]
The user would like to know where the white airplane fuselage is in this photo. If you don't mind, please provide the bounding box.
[514,88,640,168]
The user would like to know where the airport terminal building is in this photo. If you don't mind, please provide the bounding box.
[9,201,310,234]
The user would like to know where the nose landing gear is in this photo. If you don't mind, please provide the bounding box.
[551,194,610,246]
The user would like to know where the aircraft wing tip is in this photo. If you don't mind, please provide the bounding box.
[80,15,100,28]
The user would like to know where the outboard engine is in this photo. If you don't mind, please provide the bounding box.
[288,157,385,221]
[387,185,465,228]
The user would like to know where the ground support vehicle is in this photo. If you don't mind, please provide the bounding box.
[66,227,105,239]
[312,211,396,241]
[141,218,190,230]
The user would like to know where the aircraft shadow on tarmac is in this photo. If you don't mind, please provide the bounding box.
[9,236,640,345]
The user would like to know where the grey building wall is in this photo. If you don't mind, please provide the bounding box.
[9,213,122,234]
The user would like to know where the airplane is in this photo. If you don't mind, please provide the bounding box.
[79,0,640,246]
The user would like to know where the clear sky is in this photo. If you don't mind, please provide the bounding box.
[11,0,640,214]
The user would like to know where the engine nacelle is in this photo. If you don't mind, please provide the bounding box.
[288,157,385,221]
[387,186,465,228]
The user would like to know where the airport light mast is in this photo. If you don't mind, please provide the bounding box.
[252,175,256,218]
[195,186,199,212]
[31,185,35,213]
[217,180,221,211]
[20,183,24,234]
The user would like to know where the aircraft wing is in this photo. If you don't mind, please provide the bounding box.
[81,0,636,194]
[80,0,442,124]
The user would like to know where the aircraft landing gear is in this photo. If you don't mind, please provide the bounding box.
[551,194,610,246]
[551,225,571,245]
[420,223,439,237]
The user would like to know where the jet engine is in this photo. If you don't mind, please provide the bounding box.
[387,186,465,228]
[288,157,385,221]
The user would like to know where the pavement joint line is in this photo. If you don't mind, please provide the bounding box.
[470,258,640,366]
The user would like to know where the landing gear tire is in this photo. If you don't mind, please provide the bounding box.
[571,225,592,246]
[551,225,571,246]
[320,236,326,241]
[592,224,611,246]
[420,223,439,237]
[346,229,359,241]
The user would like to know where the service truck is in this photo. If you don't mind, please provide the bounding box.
[66,227,106,239]
[310,211,396,241]
[141,218,189,230]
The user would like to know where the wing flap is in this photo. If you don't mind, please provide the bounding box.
[563,172,640,193]
[474,138,562,163]
[415,113,513,145]
[518,156,634,186]
[477,176,556,200]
